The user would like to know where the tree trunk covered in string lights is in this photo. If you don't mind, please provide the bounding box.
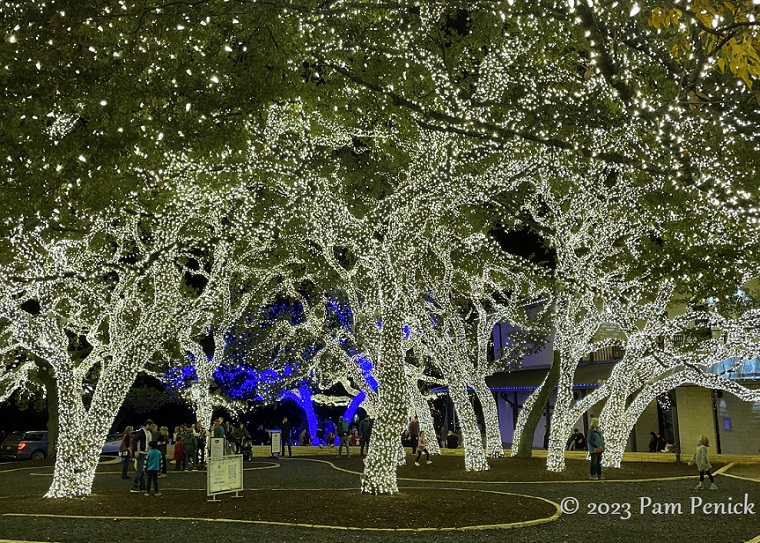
[448,378,489,471]
[598,366,637,467]
[545,353,580,472]
[408,381,440,456]
[512,350,561,458]
[44,310,176,498]
[473,379,504,458]
[183,340,216,430]
[360,313,408,494]
[45,365,131,498]
[361,381,408,493]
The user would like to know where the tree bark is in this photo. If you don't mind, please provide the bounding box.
[360,318,408,494]
[473,378,504,458]
[448,379,489,471]
[512,350,560,458]
[408,382,440,455]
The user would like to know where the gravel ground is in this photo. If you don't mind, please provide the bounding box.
[0,454,758,543]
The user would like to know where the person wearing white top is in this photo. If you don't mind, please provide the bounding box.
[689,434,717,490]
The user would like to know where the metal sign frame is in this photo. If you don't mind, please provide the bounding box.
[206,453,243,502]
[270,429,281,458]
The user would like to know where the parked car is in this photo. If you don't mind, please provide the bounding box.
[101,433,124,455]
[0,431,48,460]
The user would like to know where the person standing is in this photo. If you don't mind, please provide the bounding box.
[211,417,232,456]
[336,416,350,458]
[156,426,170,477]
[144,441,162,496]
[119,426,134,479]
[689,434,717,490]
[212,417,225,438]
[233,423,250,454]
[586,418,605,480]
[131,420,154,492]
[446,429,459,449]
[408,416,420,455]
[172,432,184,471]
[182,426,198,471]
[316,422,325,449]
[359,415,372,457]
[280,417,292,457]
[648,431,659,452]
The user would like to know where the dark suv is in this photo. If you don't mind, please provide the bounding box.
[1,431,49,460]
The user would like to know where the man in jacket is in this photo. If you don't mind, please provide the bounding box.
[280,417,292,457]
[324,418,336,448]
[359,415,372,457]
[336,416,350,458]
[209,417,227,457]
[212,417,225,438]
[130,420,155,492]
[182,426,198,470]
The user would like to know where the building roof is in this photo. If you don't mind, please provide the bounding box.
[430,360,617,393]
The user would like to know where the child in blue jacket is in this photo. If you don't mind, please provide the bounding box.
[145,441,162,496]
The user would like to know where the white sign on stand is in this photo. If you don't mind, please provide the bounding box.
[270,429,281,458]
[207,454,243,501]
[209,437,225,459]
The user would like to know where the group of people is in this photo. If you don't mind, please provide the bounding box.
[122,416,233,495]
[310,415,374,457]
[314,415,374,458]
[122,413,718,493]
[405,417,432,466]
[401,419,461,451]
[586,418,717,489]
[262,414,375,459]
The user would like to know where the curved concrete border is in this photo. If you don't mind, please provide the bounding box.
[297,457,704,485]
[720,462,760,484]
[2,487,561,532]
[244,462,280,471]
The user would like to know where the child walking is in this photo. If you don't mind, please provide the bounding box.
[145,440,163,496]
[689,434,717,490]
[414,430,432,466]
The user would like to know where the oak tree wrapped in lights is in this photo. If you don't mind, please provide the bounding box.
[509,164,651,470]
[422,233,552,459]
[598,304,760,467]
[0,207,198,497]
